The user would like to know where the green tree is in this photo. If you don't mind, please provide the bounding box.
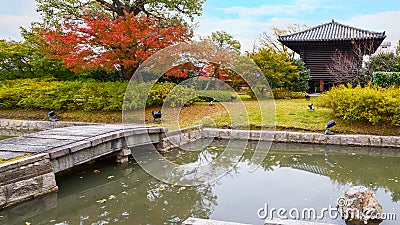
[36,0,205,26]
[395,40,400,71]
[368,52,398,72]
[249,47,299,89]
[396,40,400,55]
[289,58,310,92]
[0,40,32,79]
[210,30,241,51]
[358,49,400,85]
[0,38,74,80]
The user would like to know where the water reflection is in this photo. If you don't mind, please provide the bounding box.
[0,140,399,225]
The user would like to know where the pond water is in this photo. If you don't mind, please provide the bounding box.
[1,140,399,225]
[0,128,29,140]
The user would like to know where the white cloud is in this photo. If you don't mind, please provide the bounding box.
[195,0,331,52]
[218,0,325,19]
[0,0,41,41]
[194,15,309,52]
[195,3,400,52]
[345,11,400,48]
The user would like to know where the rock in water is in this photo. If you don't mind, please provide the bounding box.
[339,186,383,225]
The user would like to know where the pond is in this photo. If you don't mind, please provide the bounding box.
[0,140,399,225]
[0,128,29,140]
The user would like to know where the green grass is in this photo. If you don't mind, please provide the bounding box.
[0,96,398,136]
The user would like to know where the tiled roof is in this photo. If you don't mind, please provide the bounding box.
[278,20,386,42]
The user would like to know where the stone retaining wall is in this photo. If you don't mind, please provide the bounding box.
[160,125,203,151]
[0,153,58,209]
[161,127,400,149]
[201,128,400,148]
[0,119,99,131]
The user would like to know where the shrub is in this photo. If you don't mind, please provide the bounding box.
[195,90,236,102]
[146,82,195,107]
[272,88,306,99]
[163,84,196,107]
[318,84,400,125]
[79,69,122,82]
[373,72,400,88]
[0,79,195,111]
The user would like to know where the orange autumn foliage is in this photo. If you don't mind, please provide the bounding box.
[42,13,192,80]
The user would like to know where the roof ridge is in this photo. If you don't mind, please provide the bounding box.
[278,20,333,39]
[331,20,383,35]
[278,20,386,42]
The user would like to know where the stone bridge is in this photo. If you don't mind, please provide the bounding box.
[0,124,166,208]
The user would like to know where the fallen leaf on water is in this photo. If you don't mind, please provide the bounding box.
[108,195,116,200]
[107,175,114,180]
[179,187,186,191]
[78,195,85,199]
[122,191,129,195]
[96,199,107,203]
[25,222,31,225]
[93,170,101,174]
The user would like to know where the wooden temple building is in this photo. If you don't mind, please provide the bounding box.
[278,20,386,92]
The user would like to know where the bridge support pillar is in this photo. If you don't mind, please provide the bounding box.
[115,148,131,164]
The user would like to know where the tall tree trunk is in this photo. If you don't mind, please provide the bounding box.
[214,65,220,90]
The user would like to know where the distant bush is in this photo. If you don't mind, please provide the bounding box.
[0,79,195,111]
[244,87,305,99]
[373,72,400,88]
[195,90,236,102]
[148,82,195,107]
[318,84,400,125]
[272,88,306,99]
[80,69,122,82]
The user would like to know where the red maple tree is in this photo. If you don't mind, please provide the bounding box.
[42,13,192,80]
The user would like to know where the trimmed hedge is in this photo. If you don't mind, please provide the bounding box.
[373,72,400,88]
[195,90,236,102]
[318,84,400,125]
[244,87,306,99]
[0,79,195,111]
[272,88,306,99]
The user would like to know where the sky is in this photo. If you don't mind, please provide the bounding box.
[1,0,400,52]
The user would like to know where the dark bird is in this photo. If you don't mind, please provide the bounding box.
[152,110,162,122]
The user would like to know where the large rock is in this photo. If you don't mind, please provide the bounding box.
[339,186,383,225]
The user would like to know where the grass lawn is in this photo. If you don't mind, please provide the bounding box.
[0,96,398,136]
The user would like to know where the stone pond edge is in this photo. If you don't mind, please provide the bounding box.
[161,126,400,150]
[0,153,58,209]
[0,118,399,149]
